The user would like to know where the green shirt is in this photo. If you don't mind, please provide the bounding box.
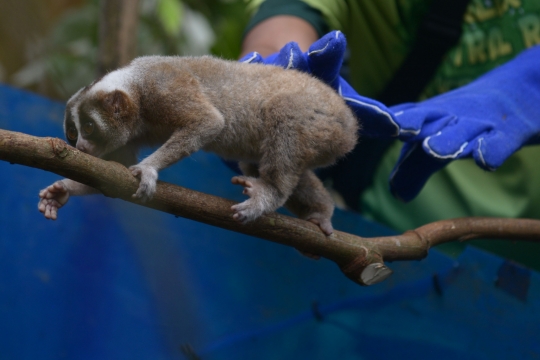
[246,0,540,269]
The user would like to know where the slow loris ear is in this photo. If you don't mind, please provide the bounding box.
[104,90,130,117]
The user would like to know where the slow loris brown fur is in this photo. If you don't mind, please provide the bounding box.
[37,55,359,235]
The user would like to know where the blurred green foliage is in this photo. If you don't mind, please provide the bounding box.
[13,0,250,100]
[157,0,183,36]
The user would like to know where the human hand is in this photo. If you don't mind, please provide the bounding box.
[389,45,540,201]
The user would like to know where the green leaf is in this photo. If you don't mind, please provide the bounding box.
[157,0,183,36]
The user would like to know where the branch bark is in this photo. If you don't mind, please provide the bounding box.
[1,128,539,285]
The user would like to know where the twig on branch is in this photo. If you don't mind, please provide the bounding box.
[1,129,539,286]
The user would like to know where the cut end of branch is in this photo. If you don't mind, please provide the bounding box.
[360,263,393,285]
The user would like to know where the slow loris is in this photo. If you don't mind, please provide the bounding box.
[37,56,359,235]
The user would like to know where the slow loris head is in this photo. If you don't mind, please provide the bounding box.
[63,70,139,158]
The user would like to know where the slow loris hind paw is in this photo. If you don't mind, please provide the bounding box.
[129,164,158,202]
[231,176,269,223]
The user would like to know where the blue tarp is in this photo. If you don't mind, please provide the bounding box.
[0,84,539,359]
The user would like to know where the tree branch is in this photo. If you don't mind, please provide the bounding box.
[1,128,539,286]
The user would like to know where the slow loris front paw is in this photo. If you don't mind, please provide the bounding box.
[129,164,158,202]
[38,180,70,220]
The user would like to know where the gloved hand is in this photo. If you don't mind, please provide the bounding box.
[241,32,540,202]
[240,31,400,137]
[389,44,540,202]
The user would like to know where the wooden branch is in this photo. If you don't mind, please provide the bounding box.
[97,0,139,76]
[1,128,540,286]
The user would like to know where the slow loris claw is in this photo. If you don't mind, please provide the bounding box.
[129,164,158,202]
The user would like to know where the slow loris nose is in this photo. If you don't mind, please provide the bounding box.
[76,143,87,153]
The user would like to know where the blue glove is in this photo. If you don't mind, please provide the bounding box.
[240,31,400,138]
[389,45,540,202]
[241,32,540,202]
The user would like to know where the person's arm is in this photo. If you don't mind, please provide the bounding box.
[241,15,318,57]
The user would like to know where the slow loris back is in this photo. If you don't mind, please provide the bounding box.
[39,55,359,235]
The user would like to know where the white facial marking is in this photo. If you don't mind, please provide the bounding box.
[71,104,81,132]
[89,109,108,132]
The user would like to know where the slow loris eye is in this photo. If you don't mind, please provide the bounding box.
[82,121,94,135]
[67,127,78,141]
